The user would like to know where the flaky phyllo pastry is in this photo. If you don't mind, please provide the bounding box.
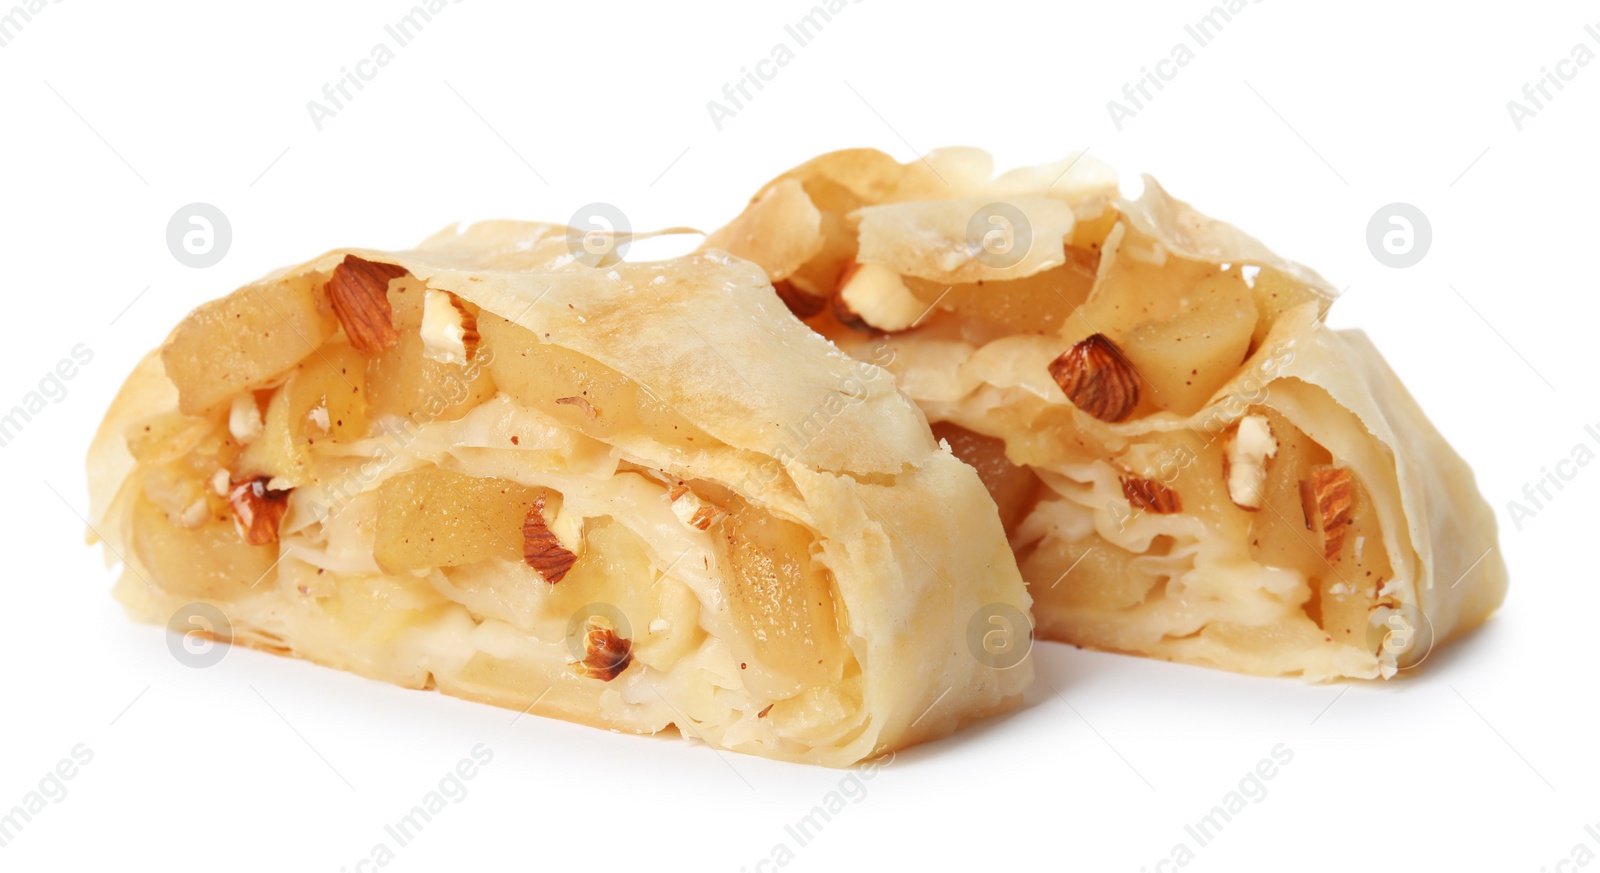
[705,147,1507,680]
[86,222,1032,765]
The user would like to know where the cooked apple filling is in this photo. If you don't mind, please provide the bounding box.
[704,147,1506,680]
[90,233,1030,765]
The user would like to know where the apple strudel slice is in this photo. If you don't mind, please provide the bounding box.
[705,147,1507,681]
[86,221,1031,765]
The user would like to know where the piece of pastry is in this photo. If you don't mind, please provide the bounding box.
[86,221,1031,765]
[704,147,1507,680]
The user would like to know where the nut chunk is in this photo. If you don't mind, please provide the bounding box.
[1120,475,1181,515]
[1225,414,1278,510]
[1049,333,1140,423]
[523,495,578,583]
[574,618,633,682]
[228,476,291,545]
[832,262,925,333]
[1302,466,1354,562]
[327,256,407,354]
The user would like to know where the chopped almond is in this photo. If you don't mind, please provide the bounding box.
[555,395,599,419]
[523,495,578,582]
[457,299,481,361]
[1049,334,1140,423]
[1302,466,1354,561]
[1120,474,1181,514]
[831,262,926,333]
[419,288,478,364]
[689,505,718,530]
[1224,414,1278,510]
[670,483,726,531]
[773,279,827,319]
[326,256,406,354]
[228,476,292,545]
[575,619,633,681]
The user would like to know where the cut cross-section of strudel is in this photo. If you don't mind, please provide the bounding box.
[86,221,1032,765]
[704,147,1507,681]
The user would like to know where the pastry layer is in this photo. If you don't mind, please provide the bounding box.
[704,147,1507,681]
[88,223,1032,765]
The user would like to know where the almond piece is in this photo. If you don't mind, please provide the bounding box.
[523,494,578,583]
[773,279,827,319]
[669,483,726,531]
[1224,414,1278,510]
[574,618,633,682]
[227,391,264,444]
[326,255,406,354]
[1301,466,1354,562]
[688,505,718,530]
[555,395,599,419]
[1120,474,1181,514]
[457,301,480,361]
[1049,333,1140,423]
[228,476,291,545]
[419,288,477,364]
[831,262,926,333]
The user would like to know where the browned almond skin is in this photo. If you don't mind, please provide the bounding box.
[1048,333,1140,423]
[228,476,291,545]
[554,395,599,419]
[1120,475,1182,514]
[454,298,481,361]
[773,279,827,320]
[578,625,633,681]
[1302,466,1353,561]
[830,291,874,332]
[828,262,877,332]
[326,256,406,354]
[688,505,716,530]
[522,495,577,583]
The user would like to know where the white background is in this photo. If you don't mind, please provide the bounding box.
[1,0,1594,870]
